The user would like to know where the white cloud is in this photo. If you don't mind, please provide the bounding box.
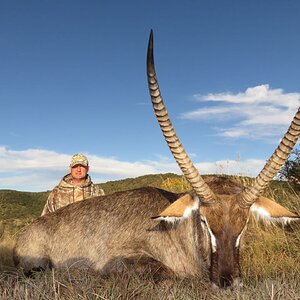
[196,159,265,177]
[221,129,249,138]
[0,146,267,192]
[201,85,299,109]
[0,174,59,192]
[0,146,69,171]
[181,84,300,139]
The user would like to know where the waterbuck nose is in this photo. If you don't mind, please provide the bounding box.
[212,275,234,289]
[219,275,233,288]
[212,271,234,289]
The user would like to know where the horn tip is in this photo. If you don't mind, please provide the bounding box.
[147,29,155,72]
[148,29,153,48]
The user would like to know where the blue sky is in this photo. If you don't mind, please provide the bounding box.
[1,0,300,191]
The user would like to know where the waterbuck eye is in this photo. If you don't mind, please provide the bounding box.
[200,216,206,224]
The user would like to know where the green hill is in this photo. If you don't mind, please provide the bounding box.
[98,172,183,194]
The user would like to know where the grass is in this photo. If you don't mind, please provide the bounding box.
[0,267,299,299]
[0,173,299,299]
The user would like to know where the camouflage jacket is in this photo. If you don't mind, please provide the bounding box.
[41,173,105,215]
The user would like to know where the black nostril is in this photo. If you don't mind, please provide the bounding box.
[220,276,233,288]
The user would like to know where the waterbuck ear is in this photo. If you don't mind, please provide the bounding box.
[250,196,300,225]
[152,194,199,223]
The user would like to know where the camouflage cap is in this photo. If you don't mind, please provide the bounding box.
[69,153,89,167]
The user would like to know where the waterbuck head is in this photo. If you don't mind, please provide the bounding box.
[146,30,300,288]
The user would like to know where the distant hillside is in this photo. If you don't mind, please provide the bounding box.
[97,173,183,194]
[0,190,49,234]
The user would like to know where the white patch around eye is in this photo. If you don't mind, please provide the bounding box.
[202,217,217,253]
[152,216,182,223]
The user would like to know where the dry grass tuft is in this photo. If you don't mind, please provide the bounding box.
[160,177,191,193]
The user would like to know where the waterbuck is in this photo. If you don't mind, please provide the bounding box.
[14,31,300,288]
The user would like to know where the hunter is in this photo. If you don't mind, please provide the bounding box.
[41,153,104,215]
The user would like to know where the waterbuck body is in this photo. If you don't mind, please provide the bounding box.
[13,176,298,287]
[13,31,300,288]
[14,186,208,278]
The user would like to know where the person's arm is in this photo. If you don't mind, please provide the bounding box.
[41,189,59,216]
[92,185,105,197]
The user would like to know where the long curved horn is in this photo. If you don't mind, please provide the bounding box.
[146,30,216,204]
[240,107,300,208]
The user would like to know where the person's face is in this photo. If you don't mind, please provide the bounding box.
[69,164,89,181]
